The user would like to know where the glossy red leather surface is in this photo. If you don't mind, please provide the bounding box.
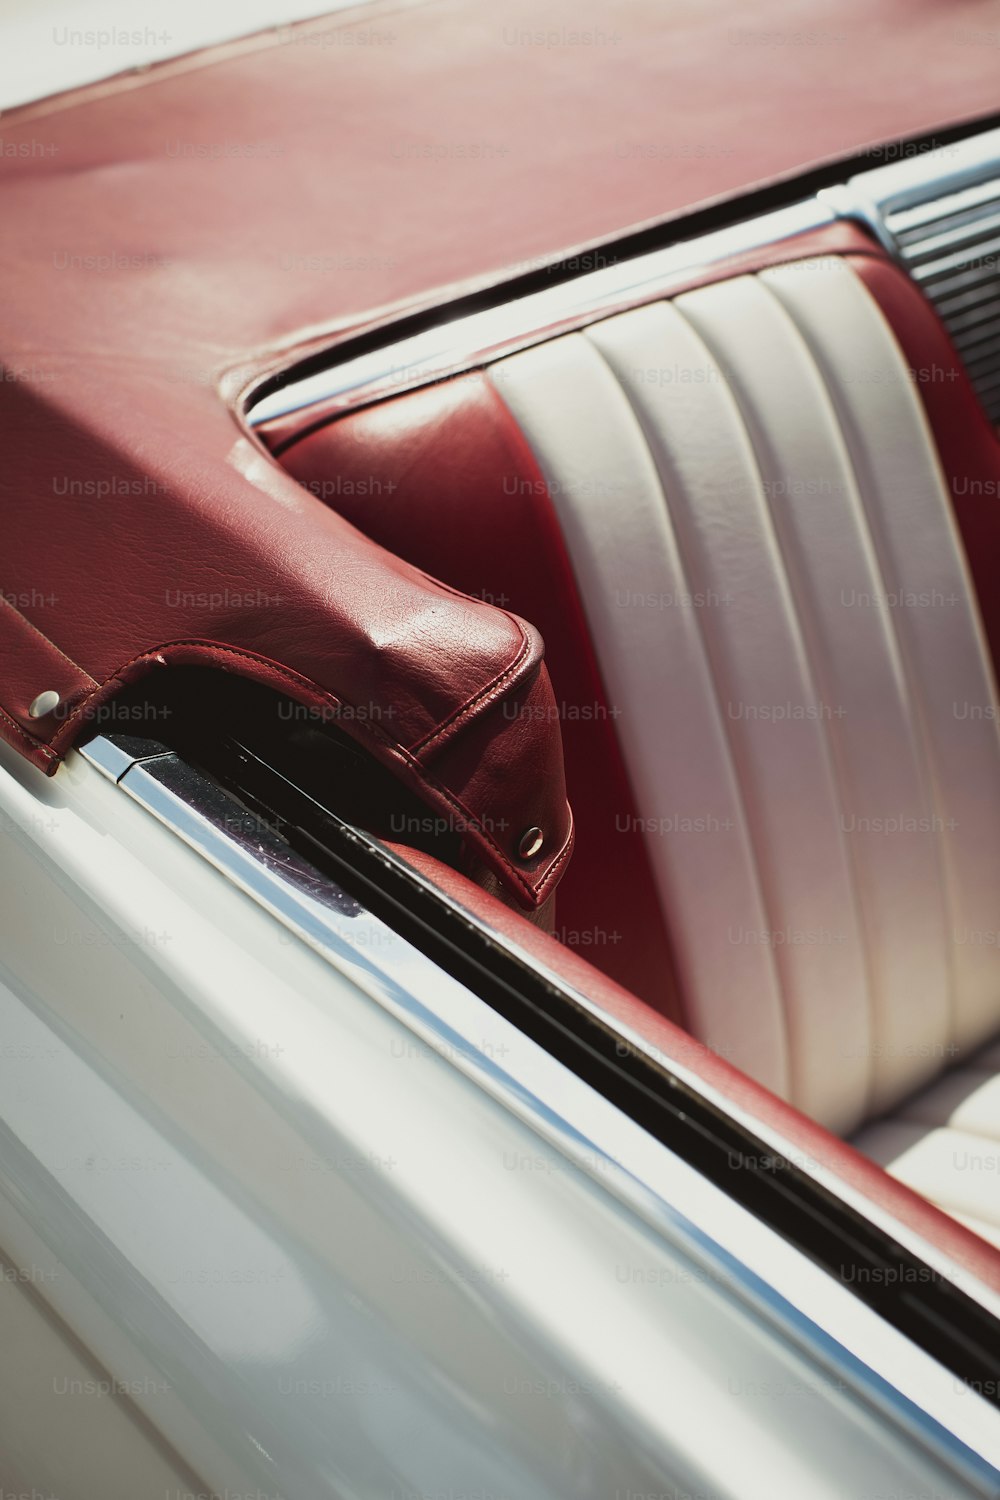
[0,366,573,906]
[283,374,684,1015]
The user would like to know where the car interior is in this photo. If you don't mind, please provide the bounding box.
[255,144,1000,1257]
[3,5,1000,1326]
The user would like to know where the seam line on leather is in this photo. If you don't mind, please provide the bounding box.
[47,639,560,902]
[0,594,99,685]
[0,703,59,765]
[408,621,534,756]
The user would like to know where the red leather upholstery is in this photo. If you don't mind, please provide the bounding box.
[0,598,97,771]
[281,234,1000,1257]
[0,364,573,907]
[277,223,878,1010]
[283,374,682,1015]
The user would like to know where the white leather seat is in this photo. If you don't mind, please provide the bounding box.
[855,1038,1000,1247]
[487,257,1000,1236]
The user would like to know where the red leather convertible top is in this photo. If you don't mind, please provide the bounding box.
[0,0,997,904]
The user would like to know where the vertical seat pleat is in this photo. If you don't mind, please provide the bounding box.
[489,337,791,1101]
[762,259,1000,1067]
[585,302,870,1133]
[675,273,951,1119]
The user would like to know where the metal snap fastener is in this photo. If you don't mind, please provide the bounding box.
[27,689,60,719]
[517,826,544,860]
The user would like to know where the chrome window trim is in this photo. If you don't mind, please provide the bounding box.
[75,734,1000,1478]
[249,124,1000,435]
[248,198,837,426]
[838,125,1000,227]
[819,126,1000,264]
[828,124,1000,424]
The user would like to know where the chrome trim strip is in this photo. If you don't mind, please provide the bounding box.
[249,126,1000,434]
[249,198,836,426]
[819,127,1000,264]
[73,735,1000,1479]
[843,126,1000,225]
[835,125,1000,425]
[817,182,898,257]
[79,734,176,784]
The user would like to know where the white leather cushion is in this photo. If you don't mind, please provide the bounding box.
[489,257,1000,1136]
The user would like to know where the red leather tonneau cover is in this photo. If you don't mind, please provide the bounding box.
[0,0,997,902]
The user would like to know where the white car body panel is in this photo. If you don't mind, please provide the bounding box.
[0,739,998,1496]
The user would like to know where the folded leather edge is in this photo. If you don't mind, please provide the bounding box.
[0,597,98,771]
[0,633,572,910]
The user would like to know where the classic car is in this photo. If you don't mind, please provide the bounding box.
[2,1,1000,1495]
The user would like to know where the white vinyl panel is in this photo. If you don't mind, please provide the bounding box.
[487,336,790,1101]
[584,301,870,1132]
[674,273,951,1117]
[762,258,1000,1060]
